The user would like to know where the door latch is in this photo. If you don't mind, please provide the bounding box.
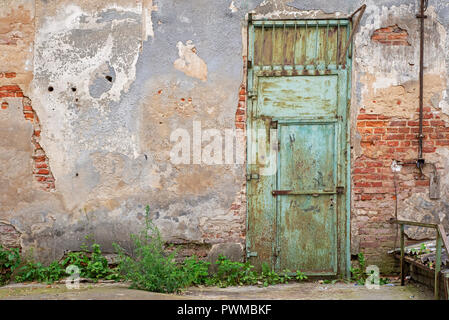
[248,91,257,99]
[247,251,258,258]
[337,186,345,194]
[246,173,260,181]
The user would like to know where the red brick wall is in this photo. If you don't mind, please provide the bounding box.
[214,55,248,245]
[353,102,447,271]
[235,58,247,131]
[0,72,17,79]
[352,19,449,272]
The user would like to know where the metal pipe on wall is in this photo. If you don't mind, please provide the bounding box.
[417,0,428,171]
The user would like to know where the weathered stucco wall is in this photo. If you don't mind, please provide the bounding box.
[1,0,449,273]
[1,0,255,262]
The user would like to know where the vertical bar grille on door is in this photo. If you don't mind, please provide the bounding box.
[252,20,349,72]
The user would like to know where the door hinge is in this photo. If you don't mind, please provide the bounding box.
[247,60,252,69]
[270,120,278,129]
[246,173,260,181]
[274,247,280,257]
[247,251,258,258]
[248,91,257,99]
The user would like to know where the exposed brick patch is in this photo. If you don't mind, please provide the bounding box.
[0,83,56,191]
[354,110,445,196]
[235,85,247,129]
[229,183,247,242]
[201,181,246,244]
[0,85,23,98]
[229,55,248,244]
[0,72,16,78]
[21,97,56,191]
[165,243,211,263]
[354,105,448,270]
[235,57,247,131]
[208,55,250,246]
[371,25,410,46]
[0,222,21,250]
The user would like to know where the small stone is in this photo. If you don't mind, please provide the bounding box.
[205,243,244,273]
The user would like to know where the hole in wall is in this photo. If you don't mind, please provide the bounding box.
[48,86,54,92]
[89,63,115,98]
[71,87,77,92]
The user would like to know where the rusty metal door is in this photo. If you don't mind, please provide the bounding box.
[246,19,351,277]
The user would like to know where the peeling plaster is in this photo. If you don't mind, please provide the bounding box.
[0,0,35,91]
[355,5,447,91]
[173,40,208,82]
[229,1,238,13]
[31,2,145,210]
[142,0,157,41]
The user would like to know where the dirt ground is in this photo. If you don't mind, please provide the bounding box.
[0,279,434,300]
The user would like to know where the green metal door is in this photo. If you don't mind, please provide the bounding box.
[246,19,352,277]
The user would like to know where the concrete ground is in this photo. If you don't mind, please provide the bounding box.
[0,279,434,300]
